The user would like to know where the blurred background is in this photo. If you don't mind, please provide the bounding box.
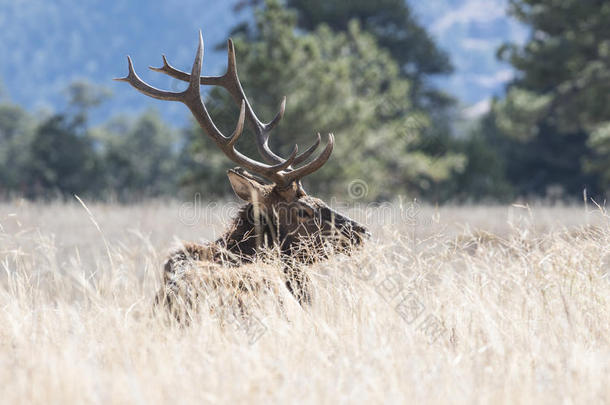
[0,0,608,203]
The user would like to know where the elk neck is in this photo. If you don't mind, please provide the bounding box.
[214,203,280,264]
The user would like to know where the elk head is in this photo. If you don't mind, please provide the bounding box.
[116,32,369,261]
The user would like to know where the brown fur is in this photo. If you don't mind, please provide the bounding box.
[155,168,369,319]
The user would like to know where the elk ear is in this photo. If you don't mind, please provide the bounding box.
[227,169,266,202]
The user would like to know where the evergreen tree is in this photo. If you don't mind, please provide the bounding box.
[188,0,464,200]
[0,102,35,197]
[98,110,184,199]
[28,115,103,198]
[25,81,108,199]
[492,0,610,197]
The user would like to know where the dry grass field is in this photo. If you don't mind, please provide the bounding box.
[0,199,609,404]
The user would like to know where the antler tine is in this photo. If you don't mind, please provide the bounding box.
[119,32,334,187]
[149,54,191,82]
[115,56,184,102]
[253,96,286,163]
[293,133,322,166]
[264,96,286,133]
[283,134,334,185]
[227,40,326,168]
[118,32,306,186]
[150,38,321,167]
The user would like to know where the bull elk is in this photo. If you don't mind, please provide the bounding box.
[116,32,369,319]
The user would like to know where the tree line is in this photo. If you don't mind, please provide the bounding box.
[0,0,608,202]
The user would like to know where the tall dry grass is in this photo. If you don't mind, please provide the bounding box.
[0,200,608,404]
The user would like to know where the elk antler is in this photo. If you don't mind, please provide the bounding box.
[115,31,333,188]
